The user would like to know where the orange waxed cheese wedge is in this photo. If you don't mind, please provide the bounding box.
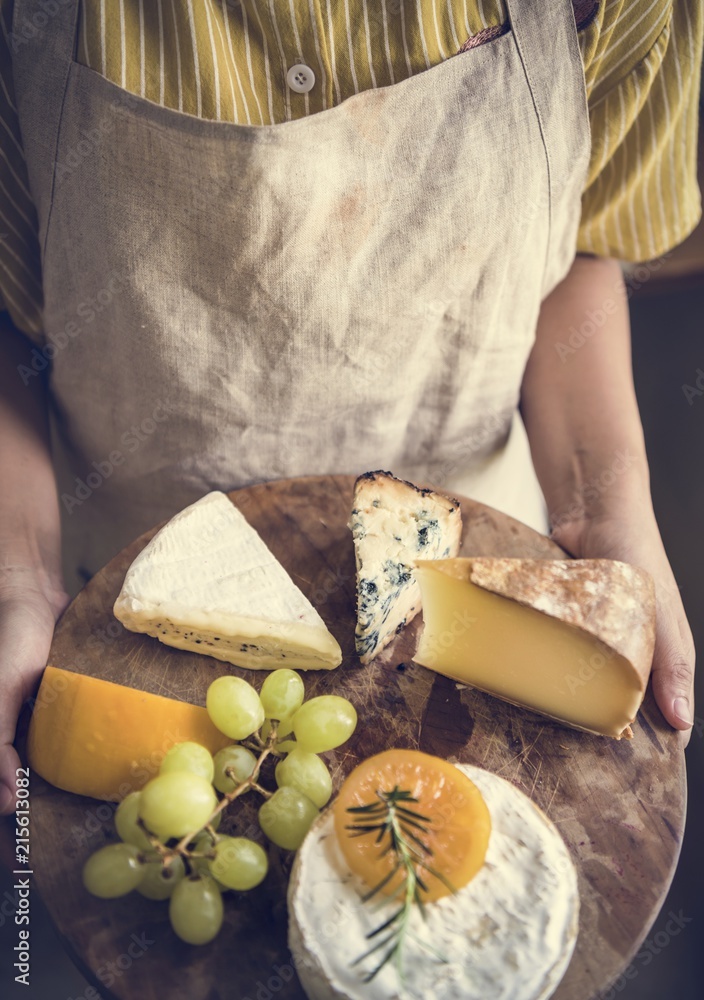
[27,665,231,802]
[333,748,491,902]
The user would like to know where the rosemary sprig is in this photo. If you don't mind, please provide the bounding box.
[345,786,456,983]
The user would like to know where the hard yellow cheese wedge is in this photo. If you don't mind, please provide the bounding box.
[413,558,656,739]
[27,665,231,801]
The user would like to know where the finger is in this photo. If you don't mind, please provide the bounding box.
[0,599,56,814]
[0,741,23,814]
[649,595,696,739]
[0,664,31,815]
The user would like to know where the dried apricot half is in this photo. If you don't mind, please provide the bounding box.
[333,748,491,902]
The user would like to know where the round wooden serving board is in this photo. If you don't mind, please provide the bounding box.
[27,475,685,1000]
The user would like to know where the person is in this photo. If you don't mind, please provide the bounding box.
[0,0,700,815]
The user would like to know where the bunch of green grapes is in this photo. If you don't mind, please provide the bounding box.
[81,668,357,945]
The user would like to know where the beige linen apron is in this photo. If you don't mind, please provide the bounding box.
[12,0,590,585]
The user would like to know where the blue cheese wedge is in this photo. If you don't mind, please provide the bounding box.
[288,764,579,1000]
[348,471,462,663]
[114,491,342,671]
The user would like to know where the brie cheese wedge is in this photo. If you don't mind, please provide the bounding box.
[114,491,342,670]
[288,764,579,1000]
[348,471,462,663]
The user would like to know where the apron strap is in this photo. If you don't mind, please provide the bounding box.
[11,0,81,259]
[504,0,591,297]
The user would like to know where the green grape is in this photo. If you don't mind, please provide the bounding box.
[190,831,217,872]
[261,716,296,753]
[185,820,221,856]
[209,835,268,891]
[192,830,217,856]
[160,742,215,782]
[292,696,357,753]
[169,874,224,945]
[114,791,154,851]
[259,669,305,720]
[187,809,221,834]
[275,749,332,808]
[206,676,265,740]
[190,833,227,892]
[137,856,185,900]
[212,745,256,794]
[82,843,145,898]
[258,787,319,851]
[139,771,217,840]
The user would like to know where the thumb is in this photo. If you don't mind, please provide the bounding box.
[649,579,696,742]
[556,514,696,741]
[0,706,24,814]
[0,596,59,814]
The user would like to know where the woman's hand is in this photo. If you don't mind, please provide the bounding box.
[521,254,694,742]
[0,314,68,814]
[551,510,695,742]
[0,567,69,813]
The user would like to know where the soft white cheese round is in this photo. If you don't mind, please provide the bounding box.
[288,764,578,1000]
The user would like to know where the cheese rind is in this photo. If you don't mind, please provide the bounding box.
[114,491,342,670]
[348,471,462,664]
[464,557,655,683]
[288,764,579,1000]
[413,558,656,739]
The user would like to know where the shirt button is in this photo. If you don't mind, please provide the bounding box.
[286,63,316,94]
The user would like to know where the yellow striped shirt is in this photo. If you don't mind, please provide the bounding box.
[0,0,702,337]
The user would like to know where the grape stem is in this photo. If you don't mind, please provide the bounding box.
[242,735,288,757]
[250,782,273,799]
[163,721,280,863]
[136,818,171,858]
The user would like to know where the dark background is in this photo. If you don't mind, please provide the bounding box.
[1,127,703,1000]
[615,108,704,999]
